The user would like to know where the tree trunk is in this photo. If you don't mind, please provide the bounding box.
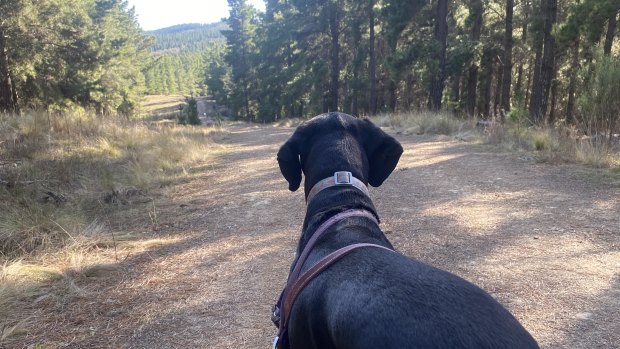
[428,0,448,111]
[539,0,557,124]
[0,30,19,113]
[329,3,340,112]
[404,74,415,110]
[566,39,579,124]
[493,64,503,118]
[478,48,493,119]
[515,0,529,98]
[548,79,558,124]
[368,0,377,115]
[389,79,397,112]
[604,11,618,56]
[466,65,479,117]
[500,0,514,122]
[451,75,460,113]
[466,0,483,117]
[351,84,359,116]
[243,78,251,121]
[529,0,546,124]
[525,58,533,108]
[515,65,524,100]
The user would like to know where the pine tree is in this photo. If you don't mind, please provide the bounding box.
[222,0,260,120]
[500,0,515,121]
[428,0,449,111]
[0,0,150,115]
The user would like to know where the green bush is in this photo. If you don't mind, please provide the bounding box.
[177,97,201,126]
[186,97,201,125]
[507,101,529,125]
[578,54,620,142]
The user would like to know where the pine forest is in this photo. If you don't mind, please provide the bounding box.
[0,0,617,136]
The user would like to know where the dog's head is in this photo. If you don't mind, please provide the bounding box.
[277,113,403,196]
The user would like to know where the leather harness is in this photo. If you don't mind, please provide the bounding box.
[271,172,395,349]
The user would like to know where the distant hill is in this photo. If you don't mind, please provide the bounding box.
[144,22,229,96]
[147,22,228,53]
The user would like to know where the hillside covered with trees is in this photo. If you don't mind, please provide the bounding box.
[149,22,228,53]
[144,22,227,96]
[0,0,226,111]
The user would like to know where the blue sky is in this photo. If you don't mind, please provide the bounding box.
[126,0,266,31]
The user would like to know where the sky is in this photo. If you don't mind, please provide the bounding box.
[126,0,266,31]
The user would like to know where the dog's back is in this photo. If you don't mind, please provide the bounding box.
[289,242,538,348]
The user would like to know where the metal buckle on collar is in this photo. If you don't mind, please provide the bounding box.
[334,171,353,185]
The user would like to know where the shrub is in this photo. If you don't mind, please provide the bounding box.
[177,97,201,125]
[185,97,201,125]
[578,54,620,143]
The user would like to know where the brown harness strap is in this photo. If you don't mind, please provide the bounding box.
[275,242,394,349]
[288,209,378,283]
[283,243,394,330]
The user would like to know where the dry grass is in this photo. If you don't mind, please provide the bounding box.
[140,95,186,120]
[484,122,620,169]
[273,117,306,128]
[0,107,225,342]
[372,111,476,138]
[0,110,224,255]
[370,111,619,172]
[0,234,182,344]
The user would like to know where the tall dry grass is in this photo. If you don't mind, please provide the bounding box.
[484,121,620,168]
[372,111,620,170]
[1,111,223,257]
[0,110,224,340]
[372,111,477,137]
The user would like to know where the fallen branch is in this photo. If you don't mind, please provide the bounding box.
[0,178,45,187]
[0,159,22,166]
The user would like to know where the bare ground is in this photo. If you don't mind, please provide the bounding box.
[7,123,619,348]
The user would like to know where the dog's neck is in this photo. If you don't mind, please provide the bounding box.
[298,186,379,252]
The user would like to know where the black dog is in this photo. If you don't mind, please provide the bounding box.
[275,112,539,349]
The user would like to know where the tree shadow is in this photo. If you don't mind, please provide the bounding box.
[556,275,620,349]
[371,133,619,348]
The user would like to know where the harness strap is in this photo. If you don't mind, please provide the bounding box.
[275,243,394,349]
[288,209,378,283]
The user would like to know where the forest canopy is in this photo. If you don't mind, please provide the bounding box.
[209,0,618,139]
[1,0,618,139]
[0,0,151,115]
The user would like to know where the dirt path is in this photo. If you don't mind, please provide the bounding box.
[13,124,619,348]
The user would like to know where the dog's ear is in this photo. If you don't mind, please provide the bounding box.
[362,119,403,187]
[277,131,303,192]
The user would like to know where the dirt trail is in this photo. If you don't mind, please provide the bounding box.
[13,124,619,348]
